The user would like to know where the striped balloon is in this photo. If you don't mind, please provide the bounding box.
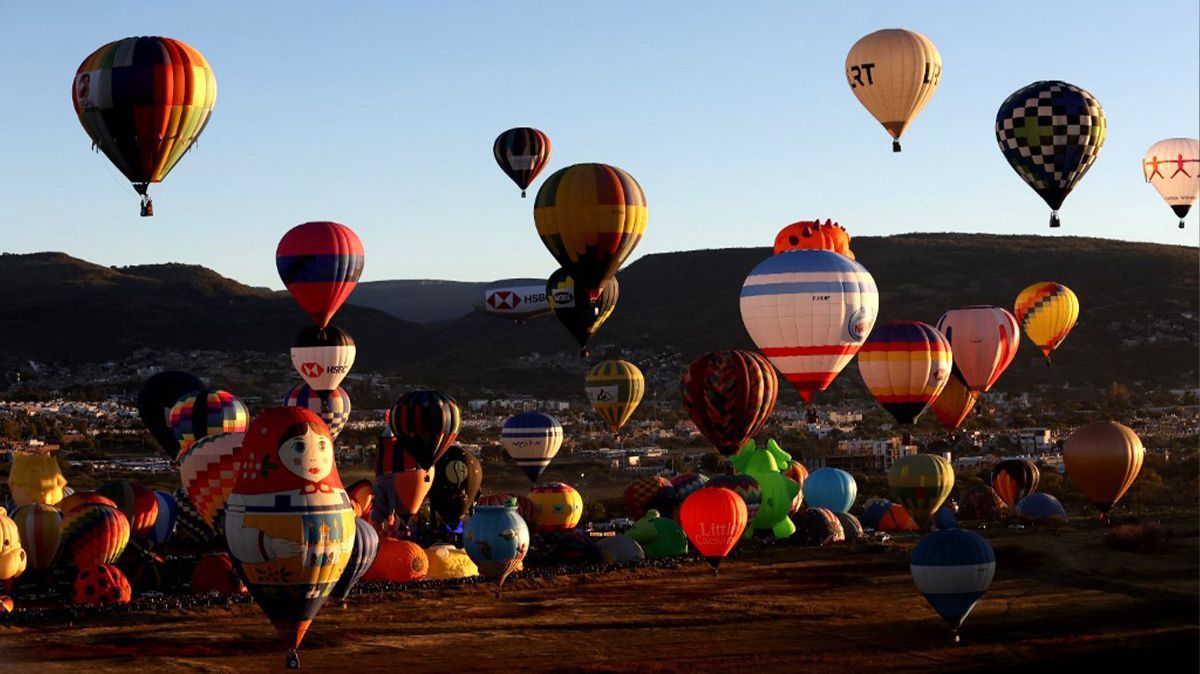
[858,321,953,425]
[11,504,62,571]
[493,127,551,197]
[148,491,177,547]
[936,306,1020,392]
[889,454,955,527]
[911,529,996,633]
[95,481,159,539]
[534,163,647,288]
[331,518,379,603]
[930,375,980,433]
[72,37,217,215]
[529,482,583,533]
[388,391,461,471]
[283,384,352,439]
[680,350,779,456]
[585,360,644,435]
[179,431,246,528]
[60,505,130,567]
[740,250,878,404]
[1014,282,1079,363]
[792,507,845,546]
[276,221,365,329]
[169,390,249,457]
[703,474,762,522]
[835,511,864,540]
[990,458,1040,509]
[500,412,563,483]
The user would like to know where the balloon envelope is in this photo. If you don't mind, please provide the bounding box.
[1063,421,1144,515]
[803,468,857,513]
[586,360,644,435]
[332,519,380,601]
[500,412,564,483]
[1014,282,1079,362]
[276,221,365,329]
[1143,138,1199,227]
[936,306,1019,392]
[680,350,779,456]
[494,127,551,196]
[846,29,941,150]
[137,371,203,456]
[283,385,351,439]
[179,432,246,528]
[679,488,748,564]
[1016,493,1067,519]
[990,459,1040,509]
[169,390,249,457]
[858,321,952,425]
[888,454,955,527]
[430,446,483,527]
[930,375,980,433]
[529,482,584,533]
[546,270,619,351]
[291,325,356,391]
[389,391,461,470]
[911,529,995,630]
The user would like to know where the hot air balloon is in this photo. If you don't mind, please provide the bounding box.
[500,412,564,483]
[990,458,1040,509]
[546,269,619,356]
[996,80,1106,227]
[494,127,551,197]
[679,488,748,570]
[463,501,530,591]
[331,518,379,605]
[930,375,980,433]
[276,221,365,329]
[585,360,644,437]
[877,503,920,532]
[291,324,356,391]
[835,511,864,541]
[6,451,68,507]
[60,504,130,567]
[1063,421,1144,521]
[803,468,857,514]
[11,503,61,572]
[57,491,116,514]
[529,482,584,533]
[169,389,249,457]
[372,463,433,535]
[959,486,1007,521]
[363,538,428,583]
[740,250,878,405]
[792,507,845,546]
[670,473,711,506]
[346,479,374,519]
[478,493,538,529]
[1016,493,1067,520]
[224,407,356,668]
[389,391,461,471]
[534,163,647,288]
[172,486,218,545]
[137,371,204,456]
[910,529,995,640]
[0,509,26,608]
[773,219,855,258]
[858,321,952,428]
[283,385,352,439]
[703,474,761,522]
[178,431,246,529]
[845,29,941,152]
[889,454,954,527]
[1143,138,1199,228]
[936,306,1019,392]
[430,446,483,529]
[191,553,246,594]
[148,491,177,548]
[95,481,159,540]
[475,278,555,321]
[72,37,217,216]
[73,564,131,605]
[1014,282,1079,365]
[624,477,677,521]
[680,350,778,456]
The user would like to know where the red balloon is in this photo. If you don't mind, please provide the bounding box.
[679,488,747,568]
[191,553,247,594]
[276,221,365,328]
[680,350,779,456]
[73,564,131,605]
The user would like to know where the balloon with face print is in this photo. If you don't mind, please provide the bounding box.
[224,407,356,668]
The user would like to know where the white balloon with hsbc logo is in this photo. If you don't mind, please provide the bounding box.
[291,324,356,392]
[739,249,878,406]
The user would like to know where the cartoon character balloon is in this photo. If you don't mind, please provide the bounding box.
[6,451,67,506]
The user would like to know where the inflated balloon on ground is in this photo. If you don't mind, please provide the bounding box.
[529,482,583,533]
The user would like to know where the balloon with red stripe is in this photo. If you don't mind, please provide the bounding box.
[936,306,1019,392]
[277,221,365,329]
[740,250,878,403]
[858,321,953,425]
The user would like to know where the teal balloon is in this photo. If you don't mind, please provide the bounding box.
[804,468,857,513]
[464,502,530,585]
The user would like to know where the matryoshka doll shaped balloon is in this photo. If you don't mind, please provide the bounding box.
[224,407,356,668]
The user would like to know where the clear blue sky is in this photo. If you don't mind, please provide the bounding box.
[1,2,1197,289]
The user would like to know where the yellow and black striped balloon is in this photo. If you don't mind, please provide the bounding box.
[584,360,644,435]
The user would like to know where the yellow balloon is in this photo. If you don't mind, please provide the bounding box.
[585,360,644,435]
[6,452,68,507]
[845,29,942,151]
[1014,282,1079,363]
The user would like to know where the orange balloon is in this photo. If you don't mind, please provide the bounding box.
[346,479,374,519]
[773,219,855,259]
[679,487,747,569]
[1063,421,1144,518]
[363,538,429,583]
[930,375,981,433]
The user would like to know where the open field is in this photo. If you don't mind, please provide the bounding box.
[1,514,1196,673]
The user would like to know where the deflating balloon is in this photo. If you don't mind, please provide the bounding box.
[1014,282,1079,364]
[936,306,1019,392]
[585,360,644,435]
[740,250,878,404]
[331,518,379,603]
[1063,421,1144,518]
[137,371,203,456]
[178,432,246,528]
[930,375,980,433]
[846,29,941,151]
[546,269,619,354]
[500,412,564,483]
[858,321,952,425]
[534,163,647,288]
[1143,138,1199,228]
[276,221,365,329]
[990,458,1040,509]
[494,127,551,197]
[388,391,461,470]
[995,80,1106,227]
[888,454,954,527]
[791,507,845,547]
[291,324,356,391]
[72,37,217,216]
[224,407,355,666]
[910,529,995,635]
[679,488,747,569]
[680,350,778,456]
[283,385,352,439]
[169,389,249,457]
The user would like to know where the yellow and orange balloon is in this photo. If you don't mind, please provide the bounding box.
[1014,282,1079,365]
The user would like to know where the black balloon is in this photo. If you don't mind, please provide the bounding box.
[137,371,203,456]
[429,446,483,527]
[546,269,618,352]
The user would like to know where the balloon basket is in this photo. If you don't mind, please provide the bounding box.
[1049,212,1060,228]
[140,194,154,217]
[705,558,721,575]
[892,140,901,153]
[286,650,300,669]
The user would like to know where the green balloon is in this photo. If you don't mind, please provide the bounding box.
[626,510,688,558]
[733,439,800,539]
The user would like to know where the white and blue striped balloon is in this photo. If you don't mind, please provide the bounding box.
[500,412,564,482]
[911,528,996,634]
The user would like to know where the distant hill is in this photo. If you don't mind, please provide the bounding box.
[1,234,1196,398]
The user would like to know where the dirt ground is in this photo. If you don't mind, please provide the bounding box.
[1,518,1196,674]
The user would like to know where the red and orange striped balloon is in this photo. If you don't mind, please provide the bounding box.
[858,321,952,425]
